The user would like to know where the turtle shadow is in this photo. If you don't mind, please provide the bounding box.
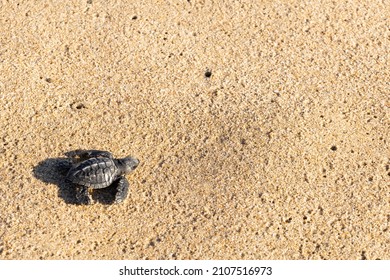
[33,157,118,205]
[33,157,78,204]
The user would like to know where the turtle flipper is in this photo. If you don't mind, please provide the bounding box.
[65,149,113,161]
[76,185,92,205]
[114,177,129,204]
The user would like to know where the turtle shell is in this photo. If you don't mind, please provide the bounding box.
[66,157,119,189]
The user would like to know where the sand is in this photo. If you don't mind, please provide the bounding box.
[0,0,389,260]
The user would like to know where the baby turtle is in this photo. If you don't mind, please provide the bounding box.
[65,149,139,205]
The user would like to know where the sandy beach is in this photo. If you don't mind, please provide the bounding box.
[0,0,389,259]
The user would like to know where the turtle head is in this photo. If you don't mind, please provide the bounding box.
[120,156,140,174]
